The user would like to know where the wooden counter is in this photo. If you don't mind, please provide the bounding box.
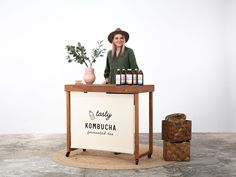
[65,84,155,165]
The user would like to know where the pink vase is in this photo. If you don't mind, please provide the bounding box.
[83,67,96,84]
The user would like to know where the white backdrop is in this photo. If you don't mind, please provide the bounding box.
[0,0,235,133]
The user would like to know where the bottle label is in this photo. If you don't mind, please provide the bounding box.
[138,75,143,85]
[133,75,137,84]
[126,74,132,85]
[116,75,121,85]
[121,74,125,84]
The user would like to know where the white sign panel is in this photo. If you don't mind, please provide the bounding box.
[70,92,134,154]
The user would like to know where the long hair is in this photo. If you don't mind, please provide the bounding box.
[111,37,126,58]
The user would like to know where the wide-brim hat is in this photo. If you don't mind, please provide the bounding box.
[108,28,129,43]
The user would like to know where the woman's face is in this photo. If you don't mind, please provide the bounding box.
[112,34,124,48]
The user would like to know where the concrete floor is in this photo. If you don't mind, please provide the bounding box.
[0,133,236,177]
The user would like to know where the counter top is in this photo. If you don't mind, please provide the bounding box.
[65,84,155,94]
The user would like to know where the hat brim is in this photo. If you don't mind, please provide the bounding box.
[108,30,129,43]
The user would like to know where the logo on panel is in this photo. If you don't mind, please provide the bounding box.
[85,110,116,136]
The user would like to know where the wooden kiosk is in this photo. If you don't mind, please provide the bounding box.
[65,84,154,165]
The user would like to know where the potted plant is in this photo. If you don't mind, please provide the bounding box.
[65,41,106,84]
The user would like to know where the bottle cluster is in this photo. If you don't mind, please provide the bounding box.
[115,68,144,85]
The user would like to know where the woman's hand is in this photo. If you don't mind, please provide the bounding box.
[102,78,109,84]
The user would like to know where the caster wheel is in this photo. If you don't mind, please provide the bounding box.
[65,151,70,157]
[148,153,152,158]
[135,159,139,165]
[83,149,86,152]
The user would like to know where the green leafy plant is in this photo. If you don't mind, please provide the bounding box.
[65,40,106,67]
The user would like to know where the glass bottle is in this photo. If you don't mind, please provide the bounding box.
[138,70,144,85]
[132,68,138,85]
[115,69,121,85]
[126,69,133,85]
[121,69,126,85]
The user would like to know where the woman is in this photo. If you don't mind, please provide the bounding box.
[104,28,139,84]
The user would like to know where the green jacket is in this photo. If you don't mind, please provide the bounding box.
[104,47,139,84]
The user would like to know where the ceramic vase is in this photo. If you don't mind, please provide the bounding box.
[83,67,96,84]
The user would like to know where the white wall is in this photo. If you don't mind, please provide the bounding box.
[225,0,236,131]
[0,0,235,133]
